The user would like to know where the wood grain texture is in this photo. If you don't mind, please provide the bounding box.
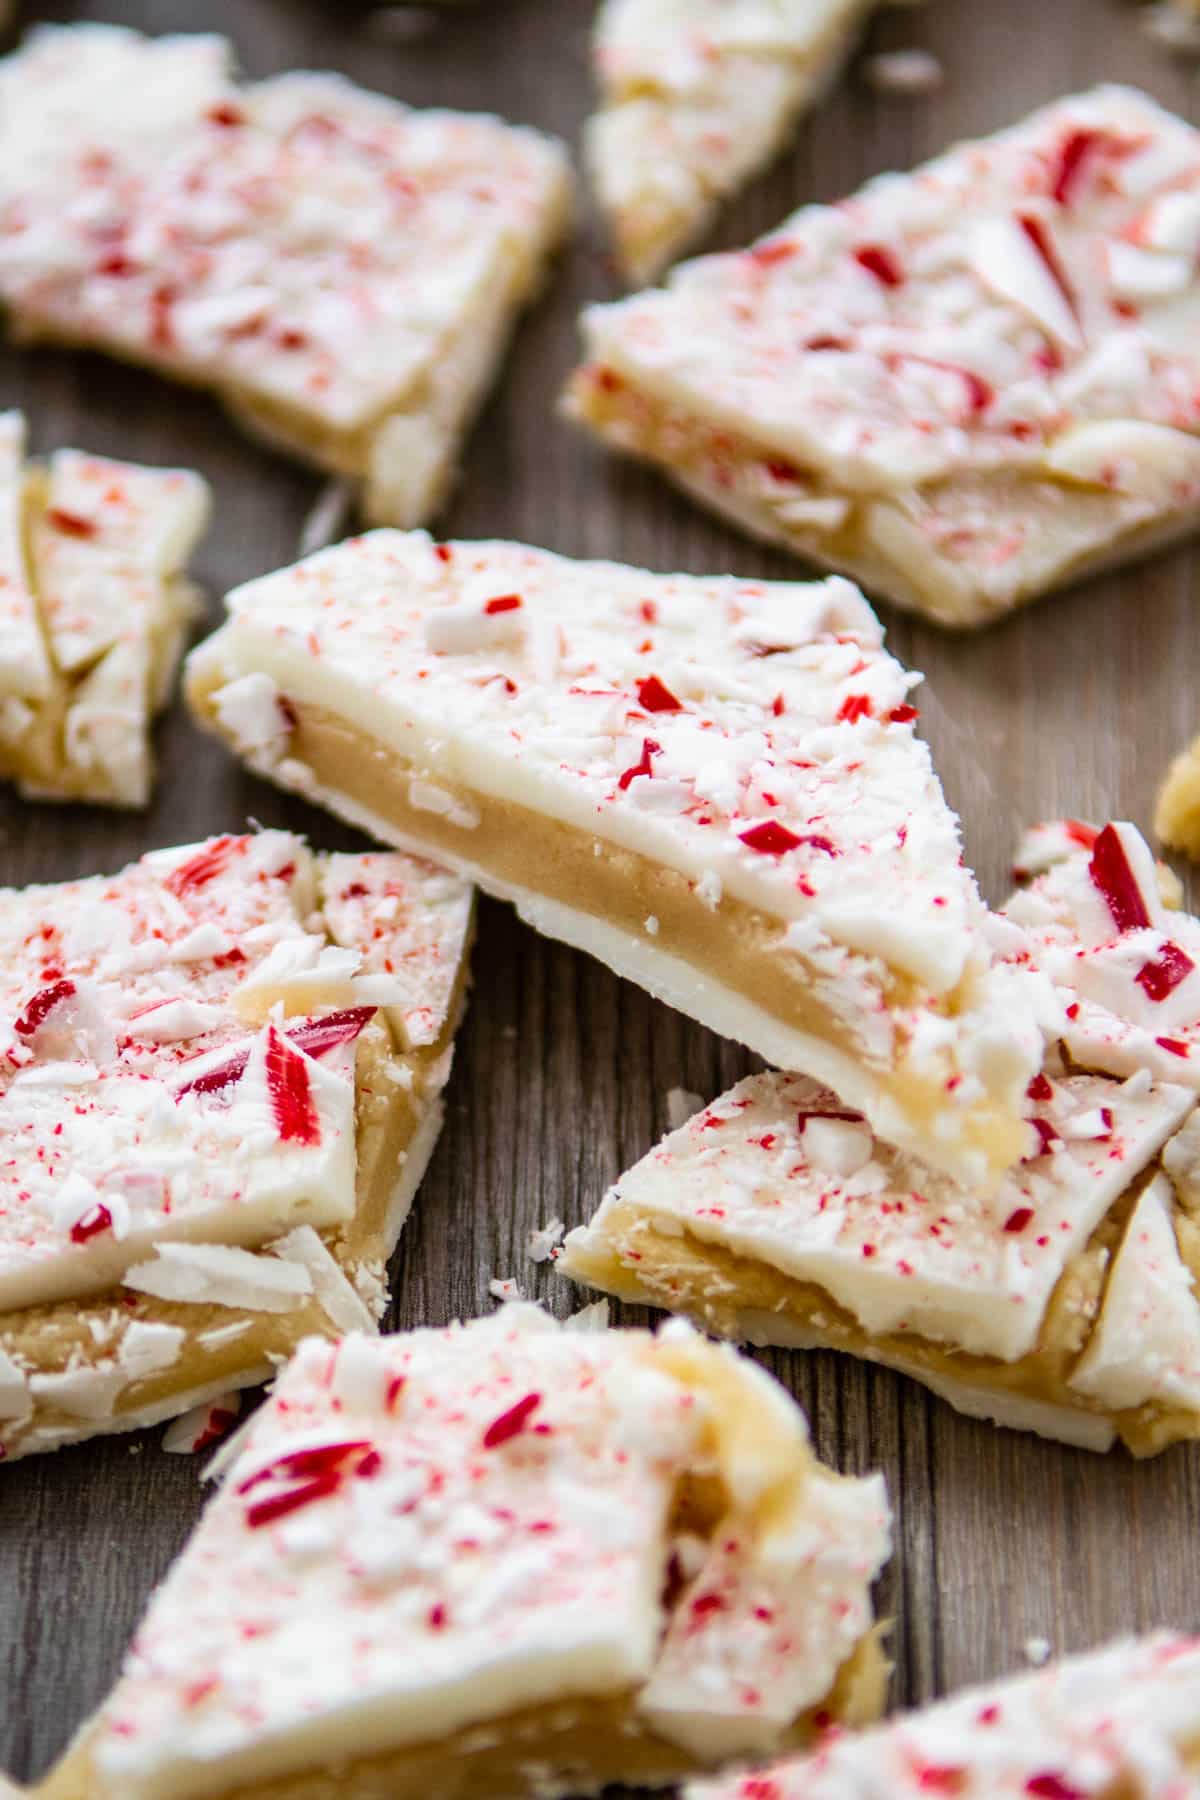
[2,0,1200,1786]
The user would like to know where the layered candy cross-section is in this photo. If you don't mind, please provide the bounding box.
[0,410,209,806]
[586,0,875,285]
[687,1635,1200,1800]
[187,529,1054,1187]
[563,820,1200,1453]
[38,1307,890,1800]
[0,26,572,528]
[568,86,1200,628]
[0,830,473,1459]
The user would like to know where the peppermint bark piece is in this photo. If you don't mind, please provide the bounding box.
[1156,734,1200,858]
[587,0,874,285]
[40,1308,890,1800]
[564,820,1200,1454]
[187,529,1052,1187]
[567,86,1200,629]
[0,27,571,528]
[0,832,473,1459]
[0,410,209,806]
[686,1635,1200,1800]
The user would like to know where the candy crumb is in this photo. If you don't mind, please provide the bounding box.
[525,1219,566,1264]
[862,48,944,94]
[666,1087,705,1130]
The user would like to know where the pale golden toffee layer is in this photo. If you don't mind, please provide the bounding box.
[563,1163,1199,1458]
[1157,734,1200,861]
[186,672,1028,1180]
[566,370,1200,631]
[39,1636,886,1800]
[0,954,470,1460]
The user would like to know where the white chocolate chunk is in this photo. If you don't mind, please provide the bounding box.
[685,1635,1200,1799]
[0,414,208,806]
[64,1310,888,1800]
[570,86,1200,628]
[587,0,875,283]
[188,530,1050,1187]
[0,26,572,527]
[1071,1174,1200,1410]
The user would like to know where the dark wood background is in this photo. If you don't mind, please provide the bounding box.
[2,0,1199,1787]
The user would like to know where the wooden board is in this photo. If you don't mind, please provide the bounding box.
[2,0,1199,1786]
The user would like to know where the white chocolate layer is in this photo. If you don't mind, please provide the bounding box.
[66,1310,889,1799]
[587,0,873,283]
[569,87,1200,627]
[0,834,470,1313]
[187,529,1054,1187]
[687,1635,1200,1799]
[0,27,571,526]
[0,410,209,806]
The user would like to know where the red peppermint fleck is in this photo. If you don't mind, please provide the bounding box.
[1025,1117,1059,1160]
[165,836,238,898]
[245,1473,341,1529]
[207,102,245,127]
[1065,1002,1080,1020]
[265,1026,321,1146]
[1064,819,1099,849]
[428,1603,448,1630]
[636,675,684,714]
[740,820,802,856]
[286,1006,377,1060]
[618,737,661,791]
[14,978,76,1039]
[482,1391,541,1449]
[192,1406,239,1455]
[1050,128,1103,206]
[69,1203,113,1245]
[149,284,177,352]
[434,543,453,563]
[1017,213,1077,324]
[1135,941,1195,1003]
[797,835,837,856]
[45,507,97,540]
[806,334,849,351]
[1157,1036,1190,1058]
[916,1771,967,1794]
[595,366,623,391]
[1025,1777,1084,1800]
[765,459,801,483]
[237,1439,376,1495]
[772,693,785,717]
[853,244,904,288]
[739,1780,782,1800]
[1004,1206,1035,1234]
[748,239,795,267]
[1027,1072,1054,1102]
[385,1374,406,1411]
[96,252,135,278]
[978,1704,1001,1725]
[484,593,522,615]
[690,1592,726,1620]
[837,693,873,723]
[1089,824,1152,933]
[888,704,919,724]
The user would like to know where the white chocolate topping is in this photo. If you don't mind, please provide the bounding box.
[0,26,568,440]
[1005,819,1200,1089]
[588,0,871,283]
[565,1065,1193,1363]
[0,411,209,806]
[188,528,1052,1183]
[686,1634,1200,1799]
[0,410,50,702]
[577,86,1200,494]
[319,851,473,1050]
[85,1308,889,1798]
[0,832,471,1312]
